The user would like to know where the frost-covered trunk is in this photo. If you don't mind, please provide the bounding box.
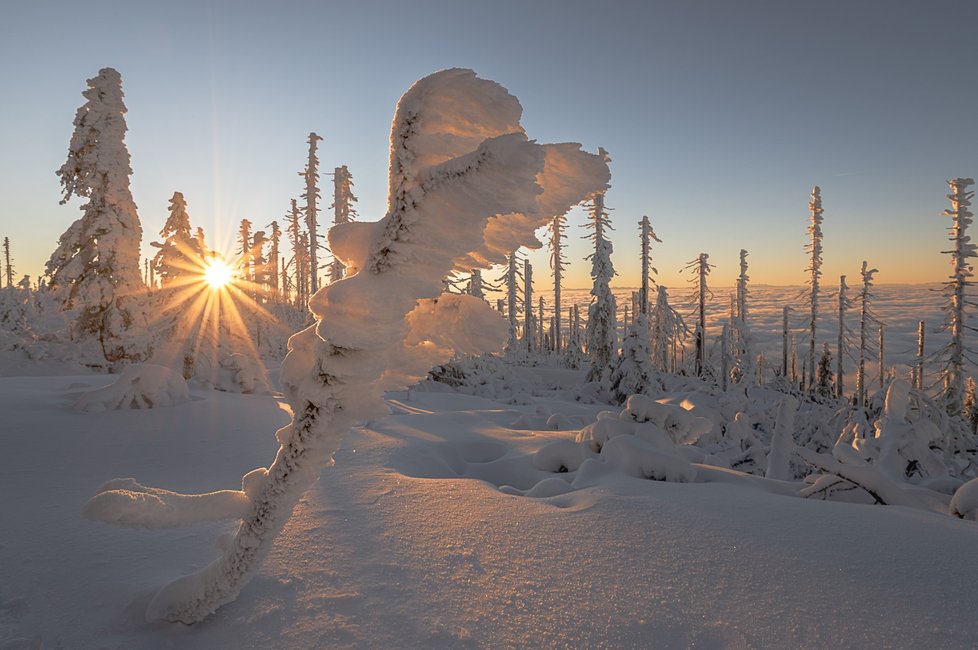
[639,215,660,316]
[684,253,712,377]
[878,324,886,392]
[806,186,824,392]
[782,306,790,378]
[302,133,323,294]
[584,172,617,384]
[3,237,13,288]
[550,213,566,352]
[505,252,519,350]
[837,275,852,399]
[84,69,609,623]
[916,320,925,392]
[329,165,358,284]
[940,178,976,415]
[524,259,534,353]
[720,321,730,391]
[857,261,878,407]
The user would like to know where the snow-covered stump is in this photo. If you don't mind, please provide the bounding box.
[766,396,797,480]
[84,68,609,624]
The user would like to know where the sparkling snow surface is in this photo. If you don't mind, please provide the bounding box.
[3,369,978,648]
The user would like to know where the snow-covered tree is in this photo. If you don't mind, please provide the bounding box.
[817,342,834,398]
[639,215,661,315]
[837,274,854,399]
[267,221,281,297]
[502,251,523,351]
[83,69,610,622]
[805,185,824,391]
[238,219,253,285]
[939,177,976,415]
[301,133,323,293]
[650,285,687,373]
[329,165,358,284]
[915,320,925,392]
[683,253,714,376]
[583,159,617,384]
[856,261,879,407]
[151,192,201,289]
[285,200,307,307]
[611,313,660,404]
[964,377,978,434]
[732,248,755,384]
[549,211,567,352]
[46,67,149,364]
[524,258,534,353]
[3,237,13,288]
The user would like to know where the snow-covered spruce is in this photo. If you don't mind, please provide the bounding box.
[46,68,150,365]
[583,152,616,385]
[939,177,976,415]
[88,69,609,624]
[610,313,660,405]
[805,186,824,392]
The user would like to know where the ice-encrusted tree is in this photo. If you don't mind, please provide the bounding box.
[611,313,659,404]
[524,258,534,352]
[837,275,853,399]
[285,199,307,307]
[83,69,610,623]
[732,248,755,384]
[3,237,14,288]
[301,133,324,293]
[856,261,879,407]
[266,221,281,297]
[329,165,358,283]
[939,178,976,415]
[46,67,149,364]
[650,285,687,373]
[151,192,201,290]
[639,215,661,315]
[805,186,824,392]
[501,251,523,351]
[238,219,253,285]
[549,211,567,352]
[817,342,834,398]
[683,253,714,376]
[583,156,617,384]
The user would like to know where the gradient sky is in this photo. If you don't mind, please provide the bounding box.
[1,0,976,292]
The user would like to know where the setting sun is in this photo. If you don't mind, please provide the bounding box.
[202,258,234,289]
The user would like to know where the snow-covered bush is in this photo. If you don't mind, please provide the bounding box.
[74,363,189,411]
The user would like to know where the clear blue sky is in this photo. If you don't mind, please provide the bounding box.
[1,0,976,291]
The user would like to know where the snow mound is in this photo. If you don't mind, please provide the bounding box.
[215,353,271,394]
[83,477,252,528]
[74,363,189,411]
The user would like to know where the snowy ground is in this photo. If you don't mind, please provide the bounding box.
[4,370,978,649]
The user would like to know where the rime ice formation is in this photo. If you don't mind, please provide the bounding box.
[85,68,609,624]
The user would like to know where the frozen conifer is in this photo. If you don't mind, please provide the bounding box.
[329,165,358,283]
[301,133,323,293]
[939,178,976,415]
[805,186,824,391]
[3,237,13,288]
[611,313,660,404]
[46,68,149,364]
[837,274,853,399]
[683,253,714,376]
[584,153,617,384]
[817,341,834,398]
[650,285,687,373]
[549,211,567,352]
[856,261,879,407]
[267,221,281,297]
[639,216,661,315]
[151,192,201,289]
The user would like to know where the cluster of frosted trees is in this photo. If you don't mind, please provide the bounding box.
[481,177,977,417]
[33,68,360,367]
